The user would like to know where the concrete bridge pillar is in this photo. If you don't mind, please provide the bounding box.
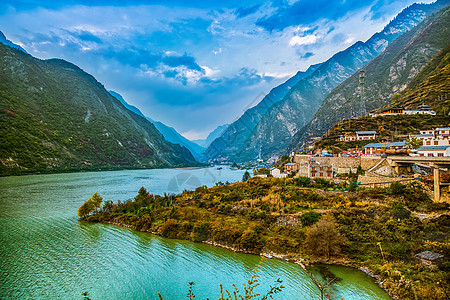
[433,165,440,202]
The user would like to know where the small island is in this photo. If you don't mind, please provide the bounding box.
[79,176,449,300]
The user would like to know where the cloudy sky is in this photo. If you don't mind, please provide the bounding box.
[0,0,434,139]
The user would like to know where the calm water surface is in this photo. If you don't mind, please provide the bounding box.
[0,167,391,299]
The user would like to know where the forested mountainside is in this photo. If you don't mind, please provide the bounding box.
[289,5,450,151]
[0,43,198,176]
[206,0,449,162]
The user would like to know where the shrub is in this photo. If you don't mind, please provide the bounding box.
[192,222,210,242]
[389,182,404,195]
[301,211,322,227]
[392,203,411,220]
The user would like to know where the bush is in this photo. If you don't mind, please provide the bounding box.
[392,203,411,220]
[301,211,322,227]
[389,182,404,195]
[192,222,210,242]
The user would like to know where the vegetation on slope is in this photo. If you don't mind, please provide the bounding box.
[0,44,198,176]
[82,177,449,299]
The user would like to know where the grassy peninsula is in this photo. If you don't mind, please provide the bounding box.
[81,177,449,299]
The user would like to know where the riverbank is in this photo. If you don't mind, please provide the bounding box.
[83,177,449,299]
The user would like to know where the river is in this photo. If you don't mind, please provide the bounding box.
[0,167,391,299]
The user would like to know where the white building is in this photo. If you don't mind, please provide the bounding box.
[370,104,436,117]
[339,131,377,141]
[413,128,450,147]
[403,104,436,115]
[417,145,450,157]
[270,167,287,178]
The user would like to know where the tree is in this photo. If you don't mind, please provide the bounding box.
[305,215,346,261]
[242,170,251,182]
[90,192,103,212]
[405,136,423,149]
[77,192,103,218]
[301,211,322,227]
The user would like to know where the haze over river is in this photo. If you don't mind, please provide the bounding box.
[0,167,391,299]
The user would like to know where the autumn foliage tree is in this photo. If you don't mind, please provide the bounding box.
[305,215,346,261]
[78,192,103,218]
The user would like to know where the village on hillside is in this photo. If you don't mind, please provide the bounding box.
[255,104,450,202]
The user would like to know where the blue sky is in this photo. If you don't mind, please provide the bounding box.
[0,0,434,139]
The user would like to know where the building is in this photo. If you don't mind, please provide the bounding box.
[417,145,450,157]
[413,128,450,147]
[369,104,436,117]
[411,134,434,142]
[415,250,444,268]
[284,162,299,173]
[339,131,377,142]
[436,127,450,135]
[297,162,334,179]
[380,106,404,115]
[270,167,287,178]
[309,163,333,179]
[403,104,436,115]
[364,142,406,155]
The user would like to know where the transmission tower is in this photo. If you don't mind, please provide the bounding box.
[359,70,366,116]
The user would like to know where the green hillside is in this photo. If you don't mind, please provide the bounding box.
[0,44,198,176]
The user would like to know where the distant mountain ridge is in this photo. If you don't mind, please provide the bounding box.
[192,124,229,149]
[206,0,449,162]
[205,62,321,160]
[289,4,450,151]
[0,42,197,176]
[108,91,206,161]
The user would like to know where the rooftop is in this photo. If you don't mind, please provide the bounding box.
[285,162,298,166]
[412,134,433,137]
[415,250,444,261]
[364,142,405,148]
[418,145,450,151]
[356,131,377,135]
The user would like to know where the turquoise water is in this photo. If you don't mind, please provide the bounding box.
[0,167,391,299]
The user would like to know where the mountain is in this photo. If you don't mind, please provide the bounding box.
[108,90,205,161]
[289,4,450,151]
[0,42,198,176]
[192,124,229,148]
[0,31,27,53]
[206,0,448,162]
[388,45,450,113]
[204,62,321,161]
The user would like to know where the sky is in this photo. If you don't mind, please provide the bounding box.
[0,0,435,140]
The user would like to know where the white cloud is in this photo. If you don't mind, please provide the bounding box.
[288,34,318,46]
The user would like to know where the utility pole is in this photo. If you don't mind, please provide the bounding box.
[359,70,366,116]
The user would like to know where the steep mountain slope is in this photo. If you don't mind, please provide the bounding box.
[108,90,205,160]
[204,62,321,160]
[388,45,450,113]
[206,0,448,162]
[192,123,229,148]
[289,5,450,151]
[0,43,197,176]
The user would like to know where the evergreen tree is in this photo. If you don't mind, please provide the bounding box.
[242,170,251,182]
